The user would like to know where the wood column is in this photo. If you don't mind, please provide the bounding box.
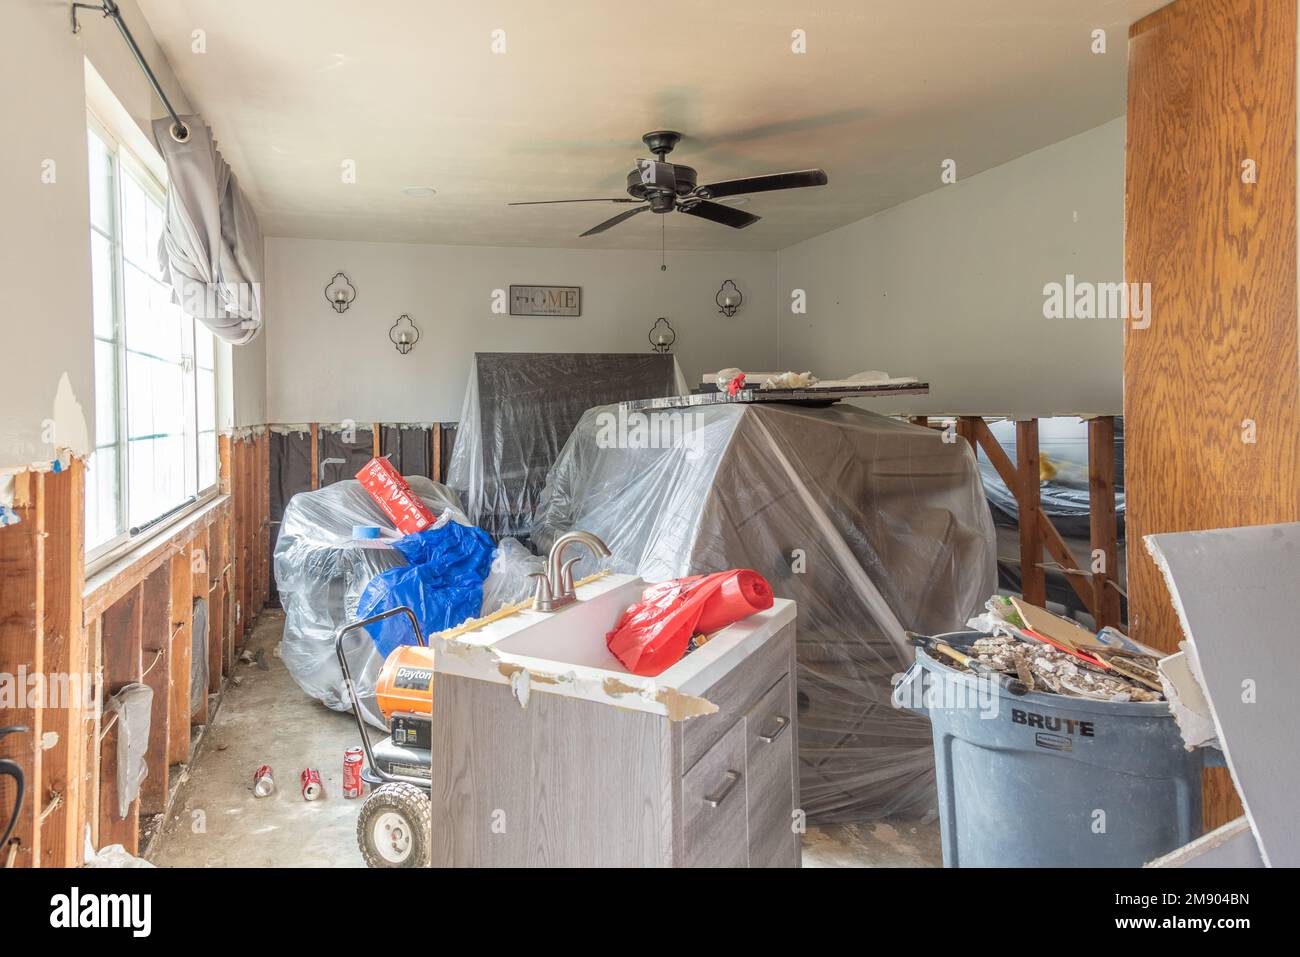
[1126,0,1299,828]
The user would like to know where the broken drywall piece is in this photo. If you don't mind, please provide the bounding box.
[51,372,90,457]
[1147,817,1263,868]
[1157,648,1219,750]
[1145,522,1300,868]
[509,667,530,708]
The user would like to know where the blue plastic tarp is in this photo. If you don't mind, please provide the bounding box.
[356,521,497,656]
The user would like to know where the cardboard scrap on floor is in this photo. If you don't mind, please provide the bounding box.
[1146,521,1300,868]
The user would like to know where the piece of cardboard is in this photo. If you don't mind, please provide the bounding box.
[1146,522,1300,868]
[1009,597,1107,653]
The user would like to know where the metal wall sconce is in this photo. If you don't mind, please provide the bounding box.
[390,314,420,355]
[649,317,676,354]
[325,272,356,313]
[716,279,743,317]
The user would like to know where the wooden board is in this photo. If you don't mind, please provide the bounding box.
[168,546,193,764]
[1125,0,1298,828]
[0,472,43,867]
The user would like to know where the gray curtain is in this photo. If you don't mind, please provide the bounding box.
[153,115,263,344]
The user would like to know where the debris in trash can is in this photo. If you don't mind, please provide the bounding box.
[956,595,1164,702]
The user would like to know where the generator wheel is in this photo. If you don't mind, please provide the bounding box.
[357,783,431,868]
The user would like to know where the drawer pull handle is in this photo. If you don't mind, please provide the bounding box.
[703,770,741,808]
[759,715,789,744]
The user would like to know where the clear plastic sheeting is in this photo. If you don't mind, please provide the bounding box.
[107,683,154,820]
[481,536,545,614]
[447,352,686,540]
[273,476,464,729]
[534,402,997,822]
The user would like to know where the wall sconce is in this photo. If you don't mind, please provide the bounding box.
[325,272,356,313]
[390,314,420,355]
[649,317,676,354]
[716,279,742,317]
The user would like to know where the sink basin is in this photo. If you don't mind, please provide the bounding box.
[490,575,643,672]
[434,573,793,716]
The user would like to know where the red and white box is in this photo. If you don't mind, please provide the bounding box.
[355,457,437,536]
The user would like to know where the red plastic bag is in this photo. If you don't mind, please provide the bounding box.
[606,570,774,676]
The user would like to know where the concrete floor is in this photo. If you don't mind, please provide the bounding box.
[149,609,365,867]
[148,609,942,868]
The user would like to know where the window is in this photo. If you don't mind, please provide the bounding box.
[86,115,217,561]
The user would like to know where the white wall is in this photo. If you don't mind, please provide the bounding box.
[775,118,1125,417]
[263,238,778,423]
[0,0,196,470]
[0,0,272,466]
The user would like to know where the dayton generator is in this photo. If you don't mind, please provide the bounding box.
[335,607,435,867]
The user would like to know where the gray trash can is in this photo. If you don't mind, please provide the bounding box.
[894,631,1206,867]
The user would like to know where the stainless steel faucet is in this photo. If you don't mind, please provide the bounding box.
[531,531,612,612]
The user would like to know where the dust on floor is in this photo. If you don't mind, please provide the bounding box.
[150,609,941,868]
[802,820,942,867]
[148,609,366,867]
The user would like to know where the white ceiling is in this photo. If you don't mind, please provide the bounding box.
[137,0,1165,251]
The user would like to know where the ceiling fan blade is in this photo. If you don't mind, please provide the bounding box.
[580,205,650,237]
[508,198,640,206]
[679,201,760,229]
[698,169,828,200]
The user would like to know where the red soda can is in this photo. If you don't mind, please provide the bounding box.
[300,768,324,801]
[343,746,364,799]
[253,764,274,797]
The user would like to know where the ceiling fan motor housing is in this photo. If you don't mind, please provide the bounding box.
[626,164,697,210]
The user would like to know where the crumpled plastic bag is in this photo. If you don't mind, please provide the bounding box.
[481,537,545,614]
[357,521,496,656]
[108,683,153,820]
[606,570,773,676]
[84,826,154,868]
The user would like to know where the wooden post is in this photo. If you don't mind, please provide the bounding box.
[1016,419,1046,606]
[1126,0,1296,828]
[955,416,979,452]
[38,461,86,867]
[309,423,320,490]
[0,471,45,867]
[167,544,194,765]
[1088,417,1121,628]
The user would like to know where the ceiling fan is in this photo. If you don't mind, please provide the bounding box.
[508,131,829,237]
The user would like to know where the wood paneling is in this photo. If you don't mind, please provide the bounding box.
[1126,0,1299,828]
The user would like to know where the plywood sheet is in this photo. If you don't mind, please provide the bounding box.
[1146,522,1300,867]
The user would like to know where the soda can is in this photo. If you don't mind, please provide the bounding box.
[252,764,274,797]
[300,768,324,801]
[343,747,364,799]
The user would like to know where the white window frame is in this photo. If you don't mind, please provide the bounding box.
[86,109,219,574]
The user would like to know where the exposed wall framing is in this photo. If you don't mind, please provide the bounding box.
[911,415,1123,629]
[0,431,270,867]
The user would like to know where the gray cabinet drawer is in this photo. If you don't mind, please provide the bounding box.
[681,718,748,868]
[681,623,791,772]
[745,673,798,867]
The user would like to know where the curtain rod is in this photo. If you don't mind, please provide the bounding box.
[72,0,191,143]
